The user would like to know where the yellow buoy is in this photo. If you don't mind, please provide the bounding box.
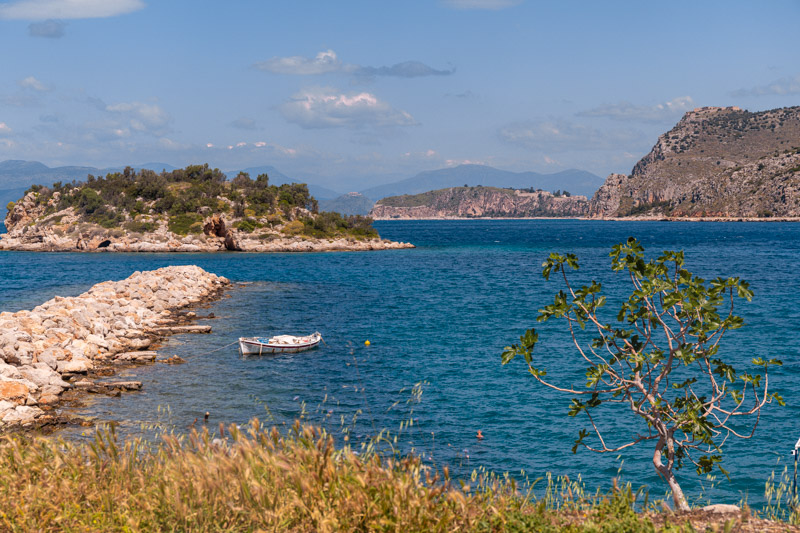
[365,340,371,346]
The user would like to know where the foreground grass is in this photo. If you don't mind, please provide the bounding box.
[0,421,794,532]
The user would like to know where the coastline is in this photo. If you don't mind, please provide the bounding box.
[0,235,415,253]
[373,216,800,222]
[0,265,230,431]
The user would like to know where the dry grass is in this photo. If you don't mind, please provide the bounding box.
[0,420,795,532]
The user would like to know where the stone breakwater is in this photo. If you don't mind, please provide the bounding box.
[0,265,230,429]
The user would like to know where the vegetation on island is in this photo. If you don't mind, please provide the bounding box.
[20,164,378,240]
[503,238,783,511]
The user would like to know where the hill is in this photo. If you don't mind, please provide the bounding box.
[589,106,800,218]
[361,164,603,200]
[318,192,375,216]
[0,164,412,252]
[369,186,588,219]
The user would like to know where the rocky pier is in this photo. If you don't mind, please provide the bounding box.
[0,265,230,429]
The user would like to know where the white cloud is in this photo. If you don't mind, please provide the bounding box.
[446,158,485,166]
[576,96,695,122]
[280,87,416,129]
[255,49,454,79]
[498,119,640,151]
[0,122,12,135]
[441,0,522,9]
[105,101,170,135]
[255,49,342,75]
[19,76,49,91]
[731,74,800,97]
[0,0,144,20]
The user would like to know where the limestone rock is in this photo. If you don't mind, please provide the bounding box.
[0,265,230,428]
[589,105,800,218]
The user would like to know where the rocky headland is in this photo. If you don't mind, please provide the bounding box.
[0,265,229,430]
[0,164,413,252]
[589,106,800,218]
[369,186,588,219]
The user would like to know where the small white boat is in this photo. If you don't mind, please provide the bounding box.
[238,332,322,355]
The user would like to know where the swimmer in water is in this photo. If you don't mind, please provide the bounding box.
[477,430,484,440]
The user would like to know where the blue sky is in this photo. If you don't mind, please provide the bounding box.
[0,0,798,190]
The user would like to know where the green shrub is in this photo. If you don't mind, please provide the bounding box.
[6,201,14,212]
[235,217,258,233]
[168,213,203,235]
[124,220,158,233]
[282,220,304,235]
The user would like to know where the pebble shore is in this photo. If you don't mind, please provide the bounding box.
[0,265,230,429]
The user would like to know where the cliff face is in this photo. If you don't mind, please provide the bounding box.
[369,187,588,219]
[589,106,800,218]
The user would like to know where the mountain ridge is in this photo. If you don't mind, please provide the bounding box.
[589,105,800,218]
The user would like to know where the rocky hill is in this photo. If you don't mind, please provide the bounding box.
[369,186,588,219]
[589,106,800,218]
[0,164,412,252]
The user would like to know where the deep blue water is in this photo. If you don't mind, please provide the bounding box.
[1,220,799,505]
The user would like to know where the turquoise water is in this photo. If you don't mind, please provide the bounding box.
[1,220,799,505]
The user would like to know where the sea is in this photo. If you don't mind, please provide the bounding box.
[1,219,799,506]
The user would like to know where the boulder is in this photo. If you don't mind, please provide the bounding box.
[0,380,30,405]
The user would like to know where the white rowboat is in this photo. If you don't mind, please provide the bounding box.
[238,332,322,355]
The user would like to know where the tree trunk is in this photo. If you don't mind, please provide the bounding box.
[653,435,690,511]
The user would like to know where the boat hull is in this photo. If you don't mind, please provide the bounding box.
[238,333,322,355]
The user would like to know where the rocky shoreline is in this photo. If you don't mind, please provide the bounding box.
[0,265,230,430]
[371,215,800,222]
[0,235,415,253]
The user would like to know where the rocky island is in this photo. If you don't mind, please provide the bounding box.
[589,105,800,218]
[0,164,413,252]
[369,186,588,219]
[0,265,229,429]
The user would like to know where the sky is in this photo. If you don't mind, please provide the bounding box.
[0,0,798,191]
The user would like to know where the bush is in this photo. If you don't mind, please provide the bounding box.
[124,220,158,233]
[235,217,258,233]
[282,220,304,235]
[6,201,14,212]
[168,213,204,235]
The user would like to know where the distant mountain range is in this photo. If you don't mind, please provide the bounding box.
[360,165,604,200]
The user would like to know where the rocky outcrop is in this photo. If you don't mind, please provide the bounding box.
[589,106,800,218]
[0,198,413,252]
[0,265,229,429]
[370,187,588,219]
